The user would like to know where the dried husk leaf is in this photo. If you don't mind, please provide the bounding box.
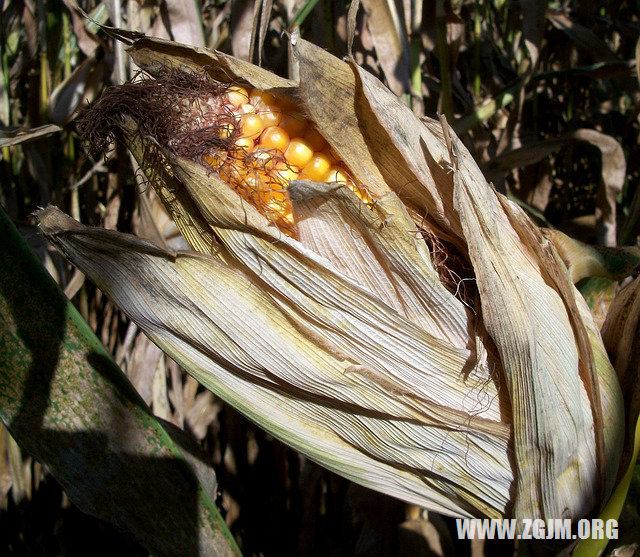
[442,120,621,519]
[167,156,503,423]
[602,279,640,473]
[125,127,219,256]
[290,180,476,350]
[126,34,295,93]
[38,207,513,518]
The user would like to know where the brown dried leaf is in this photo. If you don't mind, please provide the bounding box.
[602,279,640,474]
[361,0,410,96]
[571,129,626,247]
[0,124,62,147]
[161,0,205,47]
[128,333,165,405]
[126,34,296,91]
[231,0,255,61]
[61,0,101,56]
[49,54,104,124]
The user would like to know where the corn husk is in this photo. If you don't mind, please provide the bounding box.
[38,33,630,521]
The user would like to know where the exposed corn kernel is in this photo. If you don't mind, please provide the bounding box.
[279,113,307,138]
[240,113,265,139]
[303,127,327,152]
[249,90,277,107]
[273,163,301,187]
[234,136,255,151]
[302,153,332,181]
[203,86,372,233]
[284,138,314,168]
[252,149,280,170]
[258,105,283,127]
[259,126,290,152]
[218,122,235,139]
[227,86,249,107]
[325,166,349,184]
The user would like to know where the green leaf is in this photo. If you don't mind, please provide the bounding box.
[0,207,241,557]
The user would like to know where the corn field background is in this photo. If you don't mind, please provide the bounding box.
[2,0,640,555]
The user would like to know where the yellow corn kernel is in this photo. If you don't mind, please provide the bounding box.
[251,149,280,171]
[259,126,290,152]
[320,148,338,165]
[303,127,326,151]
[284,138,314,168]
[351,186,371,204]
[234,136,254,151]
[325,166,349,184]
[258,105,283,127]
[238,103,255,114]
[302,153,332,181]
[249,90,277,107]
[218,122,235,139]
[272,163,301,187]
[204,152,225,167]
[240,113,265,139]
[227,86,249,108]
[280,113,307,138]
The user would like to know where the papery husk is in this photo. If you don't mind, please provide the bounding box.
[543,228,640,284]
[602,278,640,474]
[38,206,512,518]
[288,38,623,519]
[57,31,627,522]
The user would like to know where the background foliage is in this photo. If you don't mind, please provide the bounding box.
[2,0,640,554]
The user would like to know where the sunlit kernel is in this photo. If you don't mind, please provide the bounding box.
[234,136,255,151]
[249,90,277,107]
[324,166,349,184]
[258,105,283,127]
[227,86,249,107]
[217,122,235,139]
[259,126,290,152]
[238,103,256,114]
[240,113,265,139]
[273,163,301,187]
[301,153,332,181]
[350,185,371,204]
[251,149,280,170]
[284,138,314,168]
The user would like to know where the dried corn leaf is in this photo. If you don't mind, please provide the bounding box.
[0,124,62,148]
[126,34,295,92]
[38,206,513,518]
[360,0,410,96]
[443,119,621,518]
[162,0,205,47]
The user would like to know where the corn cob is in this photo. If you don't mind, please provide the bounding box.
[204,86,371,231]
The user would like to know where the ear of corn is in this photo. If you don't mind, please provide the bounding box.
[203,85,371,232]
[42,33,634,526]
